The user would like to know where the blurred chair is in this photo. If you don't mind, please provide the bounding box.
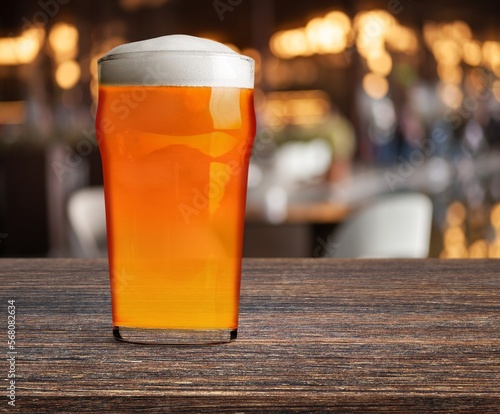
[67,187,107,258]
[325,193,433,258]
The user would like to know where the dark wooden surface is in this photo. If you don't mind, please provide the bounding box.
[1,258,499,412]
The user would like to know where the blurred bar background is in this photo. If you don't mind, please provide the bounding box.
[1,0,500,258]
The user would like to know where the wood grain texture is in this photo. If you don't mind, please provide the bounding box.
[0,258,499,412]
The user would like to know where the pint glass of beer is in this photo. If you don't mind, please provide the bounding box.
[96,35,255,344]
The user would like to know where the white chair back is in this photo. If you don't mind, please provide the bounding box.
[67,187,107,258]
[327,193,433,258]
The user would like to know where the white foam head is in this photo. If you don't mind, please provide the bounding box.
[98,35,254,88]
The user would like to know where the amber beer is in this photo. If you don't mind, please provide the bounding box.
[96,36,255,344]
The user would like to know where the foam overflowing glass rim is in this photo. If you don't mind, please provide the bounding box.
[97,35,255,88]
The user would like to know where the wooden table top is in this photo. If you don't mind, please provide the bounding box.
[1,258,499,412]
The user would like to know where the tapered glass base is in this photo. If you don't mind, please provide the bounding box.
[113,326,237,345]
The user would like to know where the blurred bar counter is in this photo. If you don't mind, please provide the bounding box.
[1,145,500,258]
[243,150,500,257]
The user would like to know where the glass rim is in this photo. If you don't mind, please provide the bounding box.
[98,50,254,65]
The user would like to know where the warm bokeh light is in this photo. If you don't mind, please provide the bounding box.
[354,10,394,58]
[324,11,351,34]
[432,39,462,66]
[440,245,468,259]
[270,11,352,59]
[446,201,466,226]
[441,219,468,258]
[287,29,311,56]
[386,25,418,55]
[356,34,384,59]
[488,242,500,258]
[441,201,500,260]
[55,60,81,89]
[362,72,389,99]
[48,22,79,61]
[305,16,347,54]
[354,10,394,38]
[268,8,418,64]
[437,63,463,85]
[0,27,44,65]
[439,83,463,109]
[263,90,331,127]
[469,240,488,258]
[425,21,483,70]
[463,40,482,66]
[482,41,500,76]
[269,31,289,59]
[270,29,311,59]
[482,41,500,66]
[402,28,419,55]
[423,21,439,49]
[366,50,392,76]
[444,226,466,246]
[450,20,472,42]
[469,239,488,258]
